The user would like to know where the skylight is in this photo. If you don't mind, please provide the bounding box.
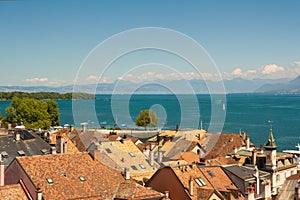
[131,165,138,170]
[17,150,25,156]
[46,178,53,185]
[79,176,86,182]
[195,178,206,187]
[41,149,49,154]
[1,151,8,158]
[208,171,215,177]
[139,164,146,169]
[129,152,135,157]
[105,148,112,153]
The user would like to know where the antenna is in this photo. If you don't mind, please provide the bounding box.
[268,120,273,130]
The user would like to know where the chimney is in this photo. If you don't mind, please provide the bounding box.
[124,167,130,180]
[50,145,56,155]
[0,156,4,186]
[157,151,163,163]
[63,141,68,154]
[246,186,255,200]
[254,166,260,195]
[8,123,11,130]
[150,142,155,151]
[149,151,154,167]
[165,191,169,199]
[246,135,250,149]
[81,123,87,133]
[233,145,237,154]
[70,125,74,132]
[15,131,20,141]
[252,149,257,165]
[36,186,42,200]
[56,136,64,154]
[295,182,300,200]
[189,177,194,196]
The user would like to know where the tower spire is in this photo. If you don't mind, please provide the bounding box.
[264,120,277,149]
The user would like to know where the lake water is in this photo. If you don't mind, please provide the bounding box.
[1,94,300,151]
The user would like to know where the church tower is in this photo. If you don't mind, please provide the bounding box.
[264,121,277,170]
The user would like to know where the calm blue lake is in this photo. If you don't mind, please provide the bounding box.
[1,94,300,151]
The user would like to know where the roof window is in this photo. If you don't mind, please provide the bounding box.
[17,150,25,156]
[1,151,9,158]
[105,148,112,153]
[46,178,54,185]
[208,170,215,177]
[79,176,86,182]
[139,164,146,169]
[131,165,138,170]
[129,152,135,157]
[195,178,206,187]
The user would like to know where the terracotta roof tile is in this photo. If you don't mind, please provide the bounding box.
[16,152,124,199]
[0,184,28,200]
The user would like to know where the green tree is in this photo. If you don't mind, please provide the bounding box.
[46,100,60,126]
[135,110,159,129]
[5,97,60,129]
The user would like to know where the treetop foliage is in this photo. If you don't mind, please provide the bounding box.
[135,110,159,128]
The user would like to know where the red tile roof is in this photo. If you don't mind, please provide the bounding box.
[0,184,28,200]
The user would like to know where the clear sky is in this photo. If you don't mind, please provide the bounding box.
[0,0,300,86]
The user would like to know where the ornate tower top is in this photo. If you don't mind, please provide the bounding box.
[264,120,277,150]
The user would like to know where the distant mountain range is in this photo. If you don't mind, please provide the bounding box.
[1,76,300,94]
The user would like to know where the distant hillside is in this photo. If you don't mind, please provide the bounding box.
[0,77,292,94]
[256,75,300,94]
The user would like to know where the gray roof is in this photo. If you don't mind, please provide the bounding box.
[223,165,270,181]
[0,130,51,167]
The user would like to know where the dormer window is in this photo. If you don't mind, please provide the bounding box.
[41,149,49,154]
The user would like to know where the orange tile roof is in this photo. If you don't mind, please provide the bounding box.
[0,184,28,200]
[16,152,124,199]
[204,134,246,159]
[199,167,238,193]
[115,181,164,200]
[172,164,214,199]
[179,152,200,164]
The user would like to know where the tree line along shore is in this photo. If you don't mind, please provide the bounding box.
[0,91,95,100]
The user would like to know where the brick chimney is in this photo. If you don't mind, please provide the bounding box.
[0,155,4,186]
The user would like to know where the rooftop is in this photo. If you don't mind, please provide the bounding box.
[0,184,28,200]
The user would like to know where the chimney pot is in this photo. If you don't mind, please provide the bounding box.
[0,160,4,186]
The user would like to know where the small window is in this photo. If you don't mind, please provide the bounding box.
[195,178,206,187]
[131,165,138,170]
[17,150,25,156]
[105,148,112,153]
[79,176,85,182]
[129,152,135,157]
[208,171,215,177]
[139,164,146,169]
[46,178,54,185]
[1,151,9,158]
[41,149,49,154]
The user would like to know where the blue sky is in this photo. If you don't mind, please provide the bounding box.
[0,0,300,86]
